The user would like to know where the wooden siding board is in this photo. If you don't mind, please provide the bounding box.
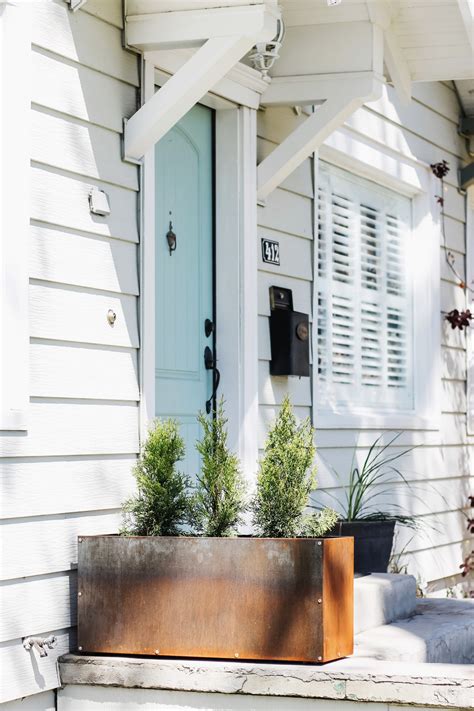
[258,315,271,361]
[0,691,55,711]
[1,511,122,580]
[304,414,472,448]
[442,216,466,254]
[258,360,312,407]
[32,49,138,134]
[441,379,467,414]
[411,82,462,123]
[395,508,471,555]
[0,402,139,458]
[30,342,139,401]
[401,540,472,582]
[32,0,138,86]
[0,573,76,643]
[30,283,139,348]
[363,87,465,159]
[315,445,473,488]
[31,166,139,243]
[442,346,467,381]
[0,630,71,704]
[258,189,313,239]
[31,108,139,191]
[257,227,313,280]
[314,478,472,520]
[0,455,136,520]
[30,224,139,295]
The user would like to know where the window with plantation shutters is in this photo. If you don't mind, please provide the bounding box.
[316,163,414,412]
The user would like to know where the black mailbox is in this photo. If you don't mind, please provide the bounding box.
[269,286,310,377]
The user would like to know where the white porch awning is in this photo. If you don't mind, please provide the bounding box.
[123,0,473,195]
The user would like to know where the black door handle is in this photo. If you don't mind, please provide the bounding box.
[204,346,220,413]
[206,367,220,414]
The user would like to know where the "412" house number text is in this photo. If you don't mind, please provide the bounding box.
[261,238,280,266]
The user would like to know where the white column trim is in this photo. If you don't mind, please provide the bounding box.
[216,107,259,483]
[139,57,156,438]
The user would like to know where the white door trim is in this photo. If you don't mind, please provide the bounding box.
[140,57,259,477]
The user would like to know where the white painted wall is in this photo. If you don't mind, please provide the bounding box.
[0,0,139,704]
[56,684,470,711]
[257,81,473,591]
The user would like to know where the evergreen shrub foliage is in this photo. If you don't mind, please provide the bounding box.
[191,398,246,537]
[252,396,338,538]
[121,419,190,536]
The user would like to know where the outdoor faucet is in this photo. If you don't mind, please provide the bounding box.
[23,635,57,657]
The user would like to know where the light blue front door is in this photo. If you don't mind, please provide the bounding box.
[155,104,214,476]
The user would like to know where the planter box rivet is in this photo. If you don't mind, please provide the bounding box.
[78,592,82,597]
[78,536,354,664]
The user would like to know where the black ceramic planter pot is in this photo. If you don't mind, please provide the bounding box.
[330,520,396,575]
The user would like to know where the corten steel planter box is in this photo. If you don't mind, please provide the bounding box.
[77,535,354,663]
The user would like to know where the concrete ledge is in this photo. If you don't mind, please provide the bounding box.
[354,573,417,634]
[59,654,474,709]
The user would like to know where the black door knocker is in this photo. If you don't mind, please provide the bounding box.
[166,221,177,255]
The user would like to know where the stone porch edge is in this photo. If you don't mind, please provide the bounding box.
[59,655,474,709]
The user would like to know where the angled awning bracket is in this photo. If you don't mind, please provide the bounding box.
[123,4,278,162]
[257,73,384,202]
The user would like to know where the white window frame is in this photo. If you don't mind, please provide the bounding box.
[140,56,259,479]
[0,1,30,430]
[467,185,474,436]
[313,128,441,430]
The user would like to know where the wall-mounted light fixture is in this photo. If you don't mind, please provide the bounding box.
[249,17,285,78]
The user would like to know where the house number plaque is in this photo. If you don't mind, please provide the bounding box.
[261,238,280,266]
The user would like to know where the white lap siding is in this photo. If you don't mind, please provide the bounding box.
[0,0,139,704]
[257,82,472,590]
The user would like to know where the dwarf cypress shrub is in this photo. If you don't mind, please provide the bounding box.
[191,398,246,537]
[252,396,338,538]
[121,419,190,536]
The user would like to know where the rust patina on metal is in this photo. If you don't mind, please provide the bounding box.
[77,536,353,663]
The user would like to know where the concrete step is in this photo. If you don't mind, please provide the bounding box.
[354,597,474,663]
[354,573,417,634]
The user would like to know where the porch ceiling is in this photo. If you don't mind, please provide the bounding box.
[125,1,473,85]
[278,0,474,84]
